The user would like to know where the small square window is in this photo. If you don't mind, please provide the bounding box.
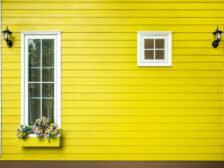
[137,31,172,66]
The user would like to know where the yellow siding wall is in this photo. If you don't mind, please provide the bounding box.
[1,0,224,161]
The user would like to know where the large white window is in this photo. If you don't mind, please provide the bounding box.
[21,32,61,127]
[137,31,172,66]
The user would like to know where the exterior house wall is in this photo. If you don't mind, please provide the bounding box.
[1,0,224,161]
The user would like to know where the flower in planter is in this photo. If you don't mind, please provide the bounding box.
[17,125,32,138]
[46,123,62,138]
[16,116,62,140]
[33,116,53,139]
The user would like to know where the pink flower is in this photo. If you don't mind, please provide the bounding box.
[32,126,36,133]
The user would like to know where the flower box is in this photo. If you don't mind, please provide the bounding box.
[18,135,61,147]
[17,117,62,147]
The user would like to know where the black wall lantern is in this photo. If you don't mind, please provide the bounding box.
[212,26,222,48]
[2,26,13,48]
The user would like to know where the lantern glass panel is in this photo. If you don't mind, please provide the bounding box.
[217,33,222,41]
[4,32,8,41]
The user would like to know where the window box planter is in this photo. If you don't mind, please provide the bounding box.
[18,135,61,147]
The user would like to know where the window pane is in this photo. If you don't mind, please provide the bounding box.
[42,83,54,97]
[155,50,165,60]
[42,99,54,122]
[42,69,54,82]
[42,39,54,67]
[145,50,154,60]
[29,84,40,98]
[29,69,40,81]
[144,39,154,49]
[28,99,41,125]
[155,39,164,49]
[29,39,40,67]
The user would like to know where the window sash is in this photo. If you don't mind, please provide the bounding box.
[21,32,61,127]
[140,36,168,63]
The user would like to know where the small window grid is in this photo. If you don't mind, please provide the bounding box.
[144,38,165,61]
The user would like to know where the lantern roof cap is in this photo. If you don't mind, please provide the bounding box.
[213,26,223,35]
[2,26,12,35]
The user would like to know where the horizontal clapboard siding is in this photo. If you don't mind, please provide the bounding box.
[1,0,224,161]
[2,10,224,18]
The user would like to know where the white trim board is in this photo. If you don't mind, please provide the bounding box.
[21,31,61,129]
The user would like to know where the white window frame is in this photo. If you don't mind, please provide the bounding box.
[21,31,61,130]
[137,31,172,67]
[0,0,2,157]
